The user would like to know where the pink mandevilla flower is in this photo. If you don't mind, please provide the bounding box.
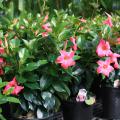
[43,15,49,23]
[76,89,87,102]
[56,50,75,69]
[42,23,52,32]
[3,77,24,95]
[117,38,120,44]
[70,37,77,51]
[109,53,120,69]
[103,13,113,27]
[80,18,87,23]
[0,69,4,75]
[41,32,48,37]
[0,47,5,54]
[97,59,114,77]
[96,39,112,57]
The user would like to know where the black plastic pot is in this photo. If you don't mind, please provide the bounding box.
[101,87,120,119]
[62,101,93,120]
[9,112,63,120]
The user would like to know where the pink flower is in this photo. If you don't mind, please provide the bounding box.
[0,40,3,46]
[97,59,114,77]
[117,38,120,44]
[96,39,112,57]
[109,53,120,69]
[70,37,77,51]
[12,85,24,95]
[0,69,4,75]
[80,18,87,23]
[0,58,4,63]
[76,89,87,102]
[56,50,75,69]
[43,15,49,23]
[3,77,24,95]
[103,13,113,27]
[42,23,52,32]
[0,47,5,54]
[41,32,48,37]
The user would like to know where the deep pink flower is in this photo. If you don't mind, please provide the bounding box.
[56,50,75,69]
[0,68,4,75]
[41,32,48,37]
[42,23,52,32]
[96,39,112,57]
[103,14,113,27]
[80,18,87,23]
[70,37,77,51]
[12,85,24,95]
[97,59,114,77]
[76,89,87,102]
[109,53,120,69]
[0,47,5,54]
[3,77,24,95]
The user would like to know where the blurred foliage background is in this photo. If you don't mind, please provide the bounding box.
[0,0,120,18]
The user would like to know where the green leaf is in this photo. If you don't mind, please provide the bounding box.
[24,60,47,71]
[0,82,8,88]
[3,87,14,95]
[23,92,35,102]
[0,114,6,120]
[6,97,20,103]
[73,55,80,60]
[41,92,52,100]
[85,97,95,105]
[19,48,30,63]
[10,39,20,50]
[24,83,40,90]
[18,0,25,11]
[39,75,52,90]
[16,76,27,83]
[52,82,70,95]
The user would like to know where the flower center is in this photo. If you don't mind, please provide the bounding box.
[102,45,108,50]
[103,64,108,69]
[64,56,69,60]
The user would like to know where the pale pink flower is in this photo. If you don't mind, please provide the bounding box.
[103,13,113,27]
[80,18,87,23]
[76,89,87,102]
[97,59,114,77]
[41,32,48,37]
[109,53,120,69]
[42,23,52,32]
[70,37,77,51]
[96,39,112,57]
[56,50,75,69]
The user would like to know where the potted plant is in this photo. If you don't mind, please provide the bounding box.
[95,13,120,119]
[0,11,81,119]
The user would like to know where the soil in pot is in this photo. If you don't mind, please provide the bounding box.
[101,87,120,119]
[62,101,93,120]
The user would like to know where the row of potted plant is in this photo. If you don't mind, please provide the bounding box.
[0,10,120,120]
